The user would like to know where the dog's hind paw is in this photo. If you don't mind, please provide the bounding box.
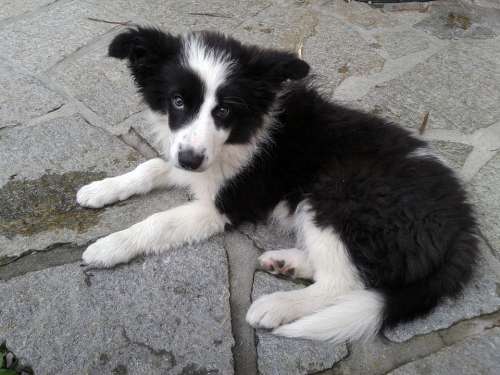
[246,292,298,329]
[259,249,313,279]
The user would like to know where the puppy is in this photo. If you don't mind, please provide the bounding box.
[77,27,478,343]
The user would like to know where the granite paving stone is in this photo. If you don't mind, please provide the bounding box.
[301,10,386,96]
[359,38,500,133]
[0,0,117,74]
[0,114,186,259]
[469,152,500,257]
[0,60,65,129]
[0,238,234,375]
[429,140,473,170]
[49,36,144,129]
[252,272,348,375]
[0,0,55,22]
[387,328,500,375]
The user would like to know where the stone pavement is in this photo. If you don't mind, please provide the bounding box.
[1,0,500,374]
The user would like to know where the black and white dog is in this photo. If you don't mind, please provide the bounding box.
[77,27,478,343]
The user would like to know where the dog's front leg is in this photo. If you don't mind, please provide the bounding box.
[77,158,176,208]
[82,201,227,267]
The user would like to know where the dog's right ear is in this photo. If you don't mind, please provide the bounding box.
[108,26,180,86]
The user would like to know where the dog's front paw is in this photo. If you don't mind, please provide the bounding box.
[246,292,297,329]
[77,178,125,208]
[82,231,134,267]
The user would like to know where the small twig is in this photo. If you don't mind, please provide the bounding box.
[87,17,133,26]
[419,111,430,135]
[187,12,232,19]
[297,41,304,59]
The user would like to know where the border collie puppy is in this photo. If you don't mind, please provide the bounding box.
[77,27,478,343]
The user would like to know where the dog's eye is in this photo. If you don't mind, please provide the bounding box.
[172,95,184,109]
[215,105,230,119]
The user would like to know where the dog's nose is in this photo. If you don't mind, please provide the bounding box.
[178,148,204,171]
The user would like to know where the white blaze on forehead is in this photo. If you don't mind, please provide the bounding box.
[182,34,232,97]
[170,34,233,168]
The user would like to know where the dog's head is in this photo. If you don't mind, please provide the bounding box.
[109,27,309,172]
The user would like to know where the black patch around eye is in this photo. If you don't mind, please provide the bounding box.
[161,67,205,131]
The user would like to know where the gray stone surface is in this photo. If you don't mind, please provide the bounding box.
[384,247,500,342]
[88,0,271,35]
[359,38,500,133]
[0,114,186,258]
[302,9,385,96]
[0,0,116,74]
[240,223,295,253]
[0,0,55,22]
[0,60,65,128]
[415,0,500,40]
[0,238,234,375]
[430,140,473,170]
[252,272,348,375]
[387,328,500,375]
[49,35,144,128]
[469,152,500,256]
[374,30,430,59]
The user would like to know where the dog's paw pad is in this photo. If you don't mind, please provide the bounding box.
[259,252,297,277]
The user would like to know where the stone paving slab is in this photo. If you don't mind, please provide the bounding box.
[86,0,271,35]
[0,238,233,375]
[0,0,117,75]
[358,38,500,133]
[0,60,65,129]
[49,35,144,129]
[415,0,500,40]
[384,244,500,342]
[470,152,500,257]
[387,328,500,375]
[0,114,186,259]
[252,272,348,375]
[0,0,54,21]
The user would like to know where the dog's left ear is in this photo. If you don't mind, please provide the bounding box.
[249,50,310,83]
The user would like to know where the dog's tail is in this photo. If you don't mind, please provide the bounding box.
[273,289,384,343]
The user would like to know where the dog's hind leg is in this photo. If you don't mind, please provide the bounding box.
[77,158,174,208]
[259,249,314,279]
[247,202,364,329]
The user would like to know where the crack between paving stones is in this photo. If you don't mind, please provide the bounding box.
[478,230,499,260]
[222,239,238,375]
[118,126,160,159]
[0,241,89,280]
[119,326,176,367]
[380,310,500,375]
[234,228,266,253]
[223,234,259,375]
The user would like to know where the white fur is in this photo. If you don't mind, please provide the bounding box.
[296,203,363,289]
[274,289,385,343]
[82,200,227,267]
[247,203,366,331]
[77,158,171,208]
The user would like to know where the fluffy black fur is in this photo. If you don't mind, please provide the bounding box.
[110,27,479,329]
[216,83,478,327]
